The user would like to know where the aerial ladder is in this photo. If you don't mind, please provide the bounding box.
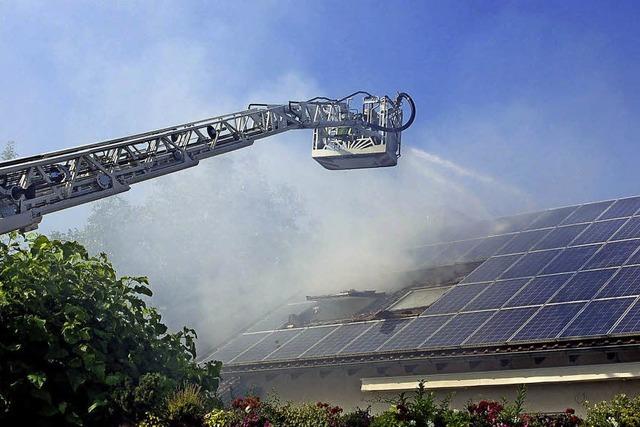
[0,91,415,234]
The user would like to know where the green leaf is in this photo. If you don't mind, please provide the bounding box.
[67,369,86,392]
[133,284,153,297]
[31,235,49,252]
[88,398,107,413]
[27,372,46,389]
[105,373,123,386]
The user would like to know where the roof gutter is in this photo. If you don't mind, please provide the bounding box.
[361,361,640,392]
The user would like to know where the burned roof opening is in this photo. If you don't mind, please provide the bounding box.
[387,287,452,312]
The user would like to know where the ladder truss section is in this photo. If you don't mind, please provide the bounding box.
[0,101,352,233]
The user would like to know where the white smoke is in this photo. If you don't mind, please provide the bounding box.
[2,3,539,352]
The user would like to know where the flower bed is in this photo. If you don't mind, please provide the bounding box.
[132,382,640,426]
[196,383,587,427]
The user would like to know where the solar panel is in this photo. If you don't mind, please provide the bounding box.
[465,307,539,344]
[492,212,541,234]
[496,229,551,255]
[533,224,588,250]
[626,249,640,266]
[423,283,490,314]
[613,217,640,241]
[264,326,338,361]
[584,240,640,270]
[246,301,316,332]
[542,245,600,274]
[340,319,411,354]
[461,254,521,283]
[219,196,640,367]
[505,274,572,307]
[301,322,374,358]
[434,239,480,265]
[571,219,627,245]
[206,332,271,363]
[526,206,577,230]
[561,298,634,337]
[597,266,640,298]
[561,201,613,225]
[379,315,451,351]
[411,244,447,268]
[463,278,529,311]
[550,269,616,303]
[443,220,494,242]
[600,197,640,220]
[462,234,514,262]
[232,329,302,363]
[612,301,640,335]
[423,311,494,347]
[501,250,561,279]
[511,303,585,341]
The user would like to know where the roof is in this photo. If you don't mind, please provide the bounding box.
[204,195,640,372]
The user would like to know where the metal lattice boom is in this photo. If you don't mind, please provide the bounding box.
[0,92,415,234]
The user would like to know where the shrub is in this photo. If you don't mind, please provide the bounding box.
[228,396,271,427]
[167,384,208,427]
[370,382,472,427]
[523,408,582,427]
[275,401,343,427]
[135,373,178,418]
[465,385,582,427]
[0,233,221,426]
[467,399,505,426]
[138,412,168,427]
[585,393,640,426]
[203,408,239,427]
[341,407,374,427]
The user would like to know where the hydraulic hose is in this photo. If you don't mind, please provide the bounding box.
[366,92,416,133]
[296,91,416,133]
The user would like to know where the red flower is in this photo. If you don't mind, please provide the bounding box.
[330,406,343,415]
[232,396,261,411]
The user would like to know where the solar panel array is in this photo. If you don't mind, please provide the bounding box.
[209,196,640,366]
[409,196,640,271]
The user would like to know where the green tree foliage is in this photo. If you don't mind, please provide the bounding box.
[0,233,221,426]
[1,141,17,160]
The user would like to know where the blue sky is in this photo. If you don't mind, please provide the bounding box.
[2,1,640,227]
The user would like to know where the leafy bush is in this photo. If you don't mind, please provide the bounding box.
[276,401,344,427]
[135,373,178,418]
[523,408,582,427]
[371,382,471,427]
[203,408,239,426]
[167,384,208,427]
[201,395,367,427]
[0,233,221,426]
[228,396,272,426]
[340,407,373,427]
[585,393,640,426]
